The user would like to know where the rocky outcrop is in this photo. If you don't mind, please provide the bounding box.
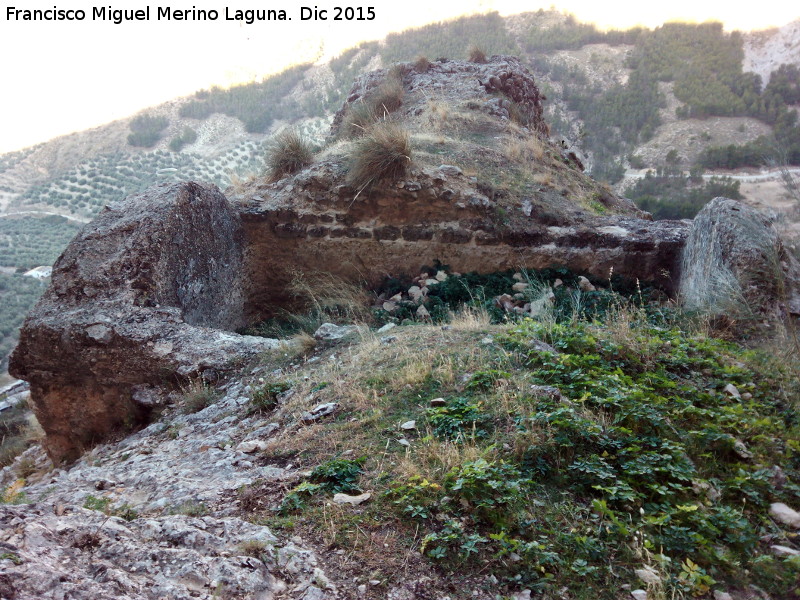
[680,197,800,319]
[0,507,325,600]
[9,182,281,464]
[331,55,548,137]
[0,376,335,600]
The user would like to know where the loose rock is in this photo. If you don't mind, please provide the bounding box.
[301,402,338,423]
[333,492,372,505]
[314,323,361,341]
[723,383,741,399]
[770,544,799,557]
[578,276,596,292]
[770,502,800,528]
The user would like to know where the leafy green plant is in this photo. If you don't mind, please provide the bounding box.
[677,558,715,596]
[427,397,491,441]
[279,481,323,513]
[279,457,365,514]
[309,457,365,493]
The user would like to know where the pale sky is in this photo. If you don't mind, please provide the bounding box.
[0,0,797,153]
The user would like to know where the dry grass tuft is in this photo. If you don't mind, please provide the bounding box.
[533,172,553,187]
[371,76,404,116]
[449,306,492,331]
[285,331,317,355]
[504,137,546,163]
[397,437,495,481]
[507,101,537,128]
[413,55,431,72]
[265,129,314,180]
[180,380,220,414]
[341,73,405,139]
[228,172,258,194]
[468,45,487,64]
[425,100,452,132]
[346,121,411,193]
[341,101,379,138]
[286,270,372,328]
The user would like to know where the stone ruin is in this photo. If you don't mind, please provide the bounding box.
[10,56,798,463]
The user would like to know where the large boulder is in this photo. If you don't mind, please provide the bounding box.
[680,197,800,319]
[9,182,280,464]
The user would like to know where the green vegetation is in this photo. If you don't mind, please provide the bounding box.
[0,215,81,269]
[692,65,800,169]
[82,495,138,520]
[629,170,744,219]
[0,273,46,364]
[371,265,642,327]
[553,68,664,182]
[521,12,643,52]
[127,114,169,148]
[180,381,221,414]
[179,64,312,133]
[532,18,800,177]
[245,274,800,597]
[380,12,519,64]
[698,107,800,169]
[628,23,745,119]
[280,457,365,512]
[386,318,799,596]
[168,126,198,152]
[0,146,37,177]
[248,381,291,415]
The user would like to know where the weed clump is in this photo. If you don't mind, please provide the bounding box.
[279,457,365,513]
[249,381,291,415]
[341,102,379,138]
[347,121,411,192]
[265,129,314,180]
